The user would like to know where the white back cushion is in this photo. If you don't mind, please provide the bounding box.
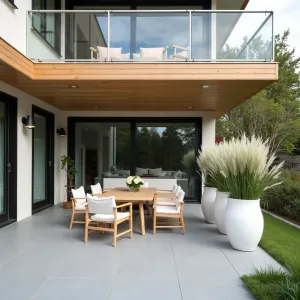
[174,185,181,196]
[97,46,122,60]
[86,194,116,215]
[91,183,102,195]
[172,184,178,193]
[136,167,148,176]
[149,168,162,176]
[140,47,165,59]
[144,182,149,188]
[72,186,86,207]
[176,190,185,209]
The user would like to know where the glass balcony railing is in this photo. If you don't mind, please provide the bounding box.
[26,10,274,62]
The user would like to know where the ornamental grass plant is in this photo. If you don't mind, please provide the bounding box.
[197,135,283,200]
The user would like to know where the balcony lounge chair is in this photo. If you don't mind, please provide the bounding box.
[85,194,133,247]
[153,190,186,235]
[170,45,189,60]
[69,186,87,229]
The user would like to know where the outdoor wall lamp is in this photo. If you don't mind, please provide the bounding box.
[57,128,66,137]
[22,115,35,129]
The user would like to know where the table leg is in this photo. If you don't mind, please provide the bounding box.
[139,202,145,236]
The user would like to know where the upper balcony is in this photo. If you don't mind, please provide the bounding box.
[26,10,274,63]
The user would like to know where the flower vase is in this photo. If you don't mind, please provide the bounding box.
[128,186,140,192]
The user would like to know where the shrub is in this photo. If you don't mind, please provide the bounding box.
[261,169,300,221]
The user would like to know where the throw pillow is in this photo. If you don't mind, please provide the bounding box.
[103,171,113,177]
[136,167,148,176]
[149,168,162,176]
[174,170,183,179]
[97,46,122,60]
[140,47,165,60]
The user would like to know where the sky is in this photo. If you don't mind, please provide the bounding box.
[246,0,300,56]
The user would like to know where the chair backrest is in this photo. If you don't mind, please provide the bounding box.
[72,186,86,207]
[176,190,185,209]
[172,184,178,193]
[91,182,102,195]
[174,185,181,196]
[143,182,149,188]
[86,194,116,215]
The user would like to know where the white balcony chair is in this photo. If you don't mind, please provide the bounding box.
[70,186,87,229]
[154,185,182,207]
[91,182,102,196]
[153,190,186,234]
[170,45,189,60]
[156,184,178,194]
[85,194,133,247]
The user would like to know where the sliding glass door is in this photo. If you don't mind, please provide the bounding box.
[0,92,17,224]
[69,118,202,201]
[32,106,54,212]
[0,101,6,222]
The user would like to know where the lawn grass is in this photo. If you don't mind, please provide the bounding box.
[242,213,300,300]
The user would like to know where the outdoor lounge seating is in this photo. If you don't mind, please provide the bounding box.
[153,189,186,234]
[85,194,133,247]
[69,186,87,229]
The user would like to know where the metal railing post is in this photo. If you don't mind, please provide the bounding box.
[189,11,192,61]
[107,10,110,61]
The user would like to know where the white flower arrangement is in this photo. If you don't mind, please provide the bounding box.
[126,176,144,190]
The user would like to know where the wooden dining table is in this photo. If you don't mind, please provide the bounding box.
[103,187,157,236]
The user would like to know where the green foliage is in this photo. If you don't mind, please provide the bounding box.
[181,150,195,177]
[217,30,300,153]
[243,213,300,300]
[60,155,77,185]
[261,169,300,221]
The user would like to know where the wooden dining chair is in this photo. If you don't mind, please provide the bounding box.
[91,182,102,196]
[153,190,186,235]
[70,186,87,229]
[85,194,133,247]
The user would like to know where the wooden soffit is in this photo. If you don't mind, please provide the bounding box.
[0,38,278,117]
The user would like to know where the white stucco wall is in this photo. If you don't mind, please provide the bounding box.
[0,0,31,55]
[0,81,65,221]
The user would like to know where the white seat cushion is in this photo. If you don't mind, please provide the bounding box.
[75,203,87,211]
[155,206,180,214]
[91,212,130,222]
[156,196,176,206]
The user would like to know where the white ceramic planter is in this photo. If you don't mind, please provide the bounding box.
[201,187,217,224]
[214,191,229,234]
[225,198,264,252]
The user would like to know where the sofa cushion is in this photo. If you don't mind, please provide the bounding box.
[149,168,162,176]
[97,46,122,60]
[136,167,148,176]
[140,47,165,59]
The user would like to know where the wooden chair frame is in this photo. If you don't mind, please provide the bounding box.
[84,202,133,247]
[172,45,189,60]
[153,195,185,235]
[69,197,87,229]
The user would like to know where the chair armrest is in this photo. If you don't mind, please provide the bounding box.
[90,47,97,60]
[155,190,172,193]
[115,202,132,210]
[154,193,176,198]
[172,45,188,51]
[71,197,86,200]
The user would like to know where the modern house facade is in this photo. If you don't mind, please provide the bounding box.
[0,0,278,226]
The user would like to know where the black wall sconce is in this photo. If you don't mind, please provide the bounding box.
[22,115,35,129]
[57,128,66,137]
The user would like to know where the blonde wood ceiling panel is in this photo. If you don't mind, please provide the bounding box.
[0,38,278,117]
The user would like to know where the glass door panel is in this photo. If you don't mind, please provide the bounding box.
[0,102,6,220]
[32,107,54,212]
[33,114,47,205]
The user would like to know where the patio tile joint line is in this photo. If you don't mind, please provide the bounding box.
[170,241,184,300]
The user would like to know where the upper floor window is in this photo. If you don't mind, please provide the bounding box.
[3,0,18,9]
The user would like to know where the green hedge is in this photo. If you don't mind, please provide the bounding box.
[261,169,300,221]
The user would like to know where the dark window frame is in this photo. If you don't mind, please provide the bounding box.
[31,0,61,55]
[3,0,18,9]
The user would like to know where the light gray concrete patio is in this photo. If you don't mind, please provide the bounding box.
[0,204,282,300]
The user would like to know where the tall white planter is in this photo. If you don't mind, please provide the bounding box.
[225,198,264,252]
[201,187,217,224]
[214,192,229,234]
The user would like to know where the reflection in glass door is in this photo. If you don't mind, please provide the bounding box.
[32,106,54,212]
[0,92,17,225]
